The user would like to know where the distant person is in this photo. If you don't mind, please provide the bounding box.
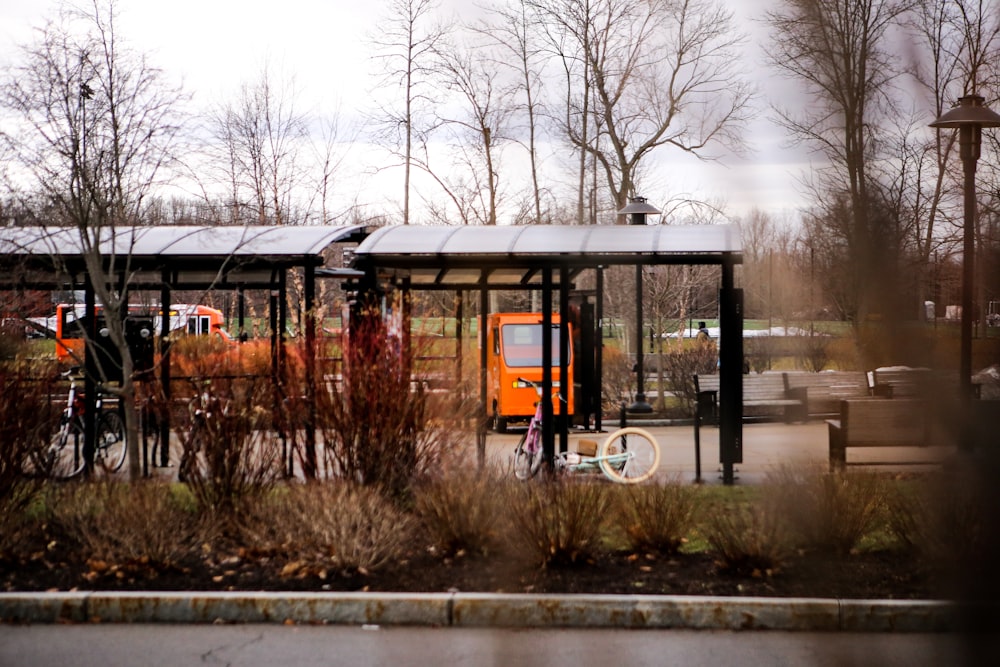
[696,321,710,342]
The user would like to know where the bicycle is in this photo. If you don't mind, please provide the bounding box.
[31,367,126,478]
[512,377,661,484]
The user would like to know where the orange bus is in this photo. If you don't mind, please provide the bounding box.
[485,312,574,433]
[55,303,230,362]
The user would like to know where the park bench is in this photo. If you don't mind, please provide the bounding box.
[826,397,951,470]
[694,372,807,425]
[782,371,871,418]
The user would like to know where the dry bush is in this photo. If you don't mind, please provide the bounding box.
[616,478,700,555]
[600,346,635,413]
[744,337,774,373]
[176,375,284,520]
[413,468,511,556]
[0,479,43,561]
[793,334,831,372]
[701,494,790,575]
[767,466,889,555]
[0,360,53,557]
[0,360,57,492]
[244,482,414,575]
[50,481,198,567]
[509,479,612,568]
[317,311,466,499]
[886,472,990,571]
[660,344,719,415]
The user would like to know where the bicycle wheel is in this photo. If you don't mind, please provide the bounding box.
[513,432,543,480]
[94,410,127,473]
[598,427,661,484]
[39,419,87,479]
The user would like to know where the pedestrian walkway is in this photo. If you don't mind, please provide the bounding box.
[484,420,954,485]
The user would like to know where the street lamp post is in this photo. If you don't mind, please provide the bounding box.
[930,94,1000,451]
[618,196,661,414]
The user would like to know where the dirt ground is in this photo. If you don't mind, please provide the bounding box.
[2,533,940,600]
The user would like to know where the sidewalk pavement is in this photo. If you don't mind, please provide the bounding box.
[3,421,962,632]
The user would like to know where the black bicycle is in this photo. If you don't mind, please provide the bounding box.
[31,367,126,478]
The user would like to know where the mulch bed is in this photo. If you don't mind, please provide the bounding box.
[2,542,942,600]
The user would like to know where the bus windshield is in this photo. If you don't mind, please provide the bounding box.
[500,323,569,367]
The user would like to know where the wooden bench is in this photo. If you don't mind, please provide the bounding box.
[782,371,871,418]
[826,398,949,470]
[695,372,807,425]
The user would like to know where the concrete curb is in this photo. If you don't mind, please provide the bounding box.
[0,592,958,632]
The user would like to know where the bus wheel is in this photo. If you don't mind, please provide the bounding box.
[493,411,508,434]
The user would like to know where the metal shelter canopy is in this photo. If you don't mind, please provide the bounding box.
[351,223,742,289]
[352,222,745,485]
[0,224,370,289]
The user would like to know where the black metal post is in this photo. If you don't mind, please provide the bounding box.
[303,263,317,480]
[159,271,171,468]
[542,268,554,469]
[559,264,570,454]
[595,266,604,433]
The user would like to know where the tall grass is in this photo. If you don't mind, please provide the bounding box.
[615,478,700,555]
[509,479,612,568]
[413,467,510,556]
[701,489,791,575]
[244,482,414,575]
[767,466,889,555]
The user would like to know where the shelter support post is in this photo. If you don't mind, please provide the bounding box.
[719,256,743,485]
[303,264,317,480]
[158,272,171,468]
[83,282,97,475]
[559,265,570,454]
[477,287,488,468]
[595,267,604,433]
[542,268,554,469]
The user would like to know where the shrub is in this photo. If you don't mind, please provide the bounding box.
[660,344,719,415]
[244,482,414,575]
[744,337,774,373]
[316,309,466,500]
[176,375,283,521]
[600,345,635,413]
[701,492,790,575]
[50,481,198,568]
[509,479,611,568]
[793,333,831,372]
[0,361,57,489]
[886,473,990,571]
[413,468,510,557]
[767,466,889,555]
[616,478,700,555]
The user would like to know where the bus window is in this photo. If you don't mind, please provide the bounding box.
[500,323,567,367]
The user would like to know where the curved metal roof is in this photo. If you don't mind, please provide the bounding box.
[0,224,371,289]
[1,224,368,259]
[351,223,742,289]
[354,223,741,257]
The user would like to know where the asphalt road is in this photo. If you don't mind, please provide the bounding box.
[0,624,978,667]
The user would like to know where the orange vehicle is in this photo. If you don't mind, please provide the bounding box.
[55,303,230,362]
[485,312,574,433]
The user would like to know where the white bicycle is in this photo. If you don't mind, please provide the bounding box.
[513,378,661,484]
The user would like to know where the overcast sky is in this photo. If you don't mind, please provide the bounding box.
[1,0,815,222]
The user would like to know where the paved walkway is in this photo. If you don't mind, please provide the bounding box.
[483,420,953,485]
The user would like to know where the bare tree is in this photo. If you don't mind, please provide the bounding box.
[482,0,550,224]
[765,0,910,335]
[430,35,519,225]
[205,63,309,226]
[531,0,753,219]
[0,0,184,480]
[370,0,447,225]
